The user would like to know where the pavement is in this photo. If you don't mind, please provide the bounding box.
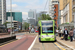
[56,36,75,50]
[0,35,10,38]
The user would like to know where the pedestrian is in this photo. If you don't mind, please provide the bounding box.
[29,28,31,33]
[56,29,59,36]
[63,28,69,41]
[8,28,10,34]
[59,29,61,37]
[60,29,63,37]
[73,28,75,40]
[31,28,34,33]
[69,29,73,42]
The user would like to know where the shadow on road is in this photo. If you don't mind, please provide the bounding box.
[39,41,56,43]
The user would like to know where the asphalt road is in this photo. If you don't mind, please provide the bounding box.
[31,37,59,50]
[0,33,36,50]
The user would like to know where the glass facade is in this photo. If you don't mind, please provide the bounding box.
[6,12,22,22]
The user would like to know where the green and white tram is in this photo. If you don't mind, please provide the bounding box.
[38,20,56,41]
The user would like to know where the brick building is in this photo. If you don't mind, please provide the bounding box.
[54,4,58,27]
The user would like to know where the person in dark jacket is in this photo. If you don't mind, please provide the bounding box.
[69,29,73,42]
[63,28,69,41]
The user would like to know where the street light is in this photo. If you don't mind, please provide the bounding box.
[10,0,12,36]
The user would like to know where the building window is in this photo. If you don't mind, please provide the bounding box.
[73,0,75,5]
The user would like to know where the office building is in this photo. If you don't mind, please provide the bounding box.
[28,10,36,19]
[27,18,36,26]
[6,12,22,23]
[7,17,22,30]
[0,0,6,24]
[49,0,58,19]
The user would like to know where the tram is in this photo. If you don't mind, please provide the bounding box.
[38,20,56,41]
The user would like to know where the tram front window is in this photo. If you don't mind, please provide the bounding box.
[41,21,53,33]
[42,27,53,33]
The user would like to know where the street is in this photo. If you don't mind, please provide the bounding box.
[0,33,74,50]
[0,33,36,50]
[31,36,59,50]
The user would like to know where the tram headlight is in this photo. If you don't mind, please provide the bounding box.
[51,35,54,38]
[41,35,45,38]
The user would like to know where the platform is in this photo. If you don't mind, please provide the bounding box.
[0,35,16,43]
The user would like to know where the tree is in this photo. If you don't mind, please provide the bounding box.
[38,14,52,21]
[3,22,10,28]
[23,22,29,30]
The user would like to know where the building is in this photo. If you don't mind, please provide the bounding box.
[28,9,36,18]
[72,0,75,28]
[7,17,22,30]
[6,12,22,23]
[0,0,6,24]
[59,0,72,30]
[49,0,58,19]
[36,11,47,26]
[28,9,37,26]
[54,4,58,27]
[36,11,47,21]
[27,18,36,26]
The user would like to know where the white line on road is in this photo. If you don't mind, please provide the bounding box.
[28,36,38,50]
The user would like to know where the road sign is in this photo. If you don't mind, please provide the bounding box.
[7,23,14,28]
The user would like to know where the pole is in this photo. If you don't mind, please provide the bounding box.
[74,13,75,28]
[10,0,12,36]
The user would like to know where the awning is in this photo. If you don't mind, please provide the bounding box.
[59,23,74,27]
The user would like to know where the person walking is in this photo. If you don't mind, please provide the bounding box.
[73,28,75,40]
[29,27,31,33]
[56,29,59,36]
[60,29,63,37]
[63,28,69,41]
[69,29,73,42]
[59,29,61,37]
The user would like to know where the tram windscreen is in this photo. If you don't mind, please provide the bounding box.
[42,21,53,33]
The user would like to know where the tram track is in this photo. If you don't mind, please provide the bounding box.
[42,43,45,50]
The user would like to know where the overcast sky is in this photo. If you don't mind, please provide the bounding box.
[6,0,49,20]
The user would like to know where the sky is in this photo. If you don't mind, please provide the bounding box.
[6,0,49,20]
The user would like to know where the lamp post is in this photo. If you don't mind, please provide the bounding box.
[10,0,12,36]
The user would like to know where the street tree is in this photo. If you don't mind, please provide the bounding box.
[23,22,29,30]
[3,22,10,28]
[38,14,52,21]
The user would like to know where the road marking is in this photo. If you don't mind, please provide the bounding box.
[0,40,18,47]
[54,42,66,50]
[28,36,38,50]
[57,40,75,50]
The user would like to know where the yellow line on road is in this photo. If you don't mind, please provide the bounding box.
[54,42,66,50]
[0,40,19,47]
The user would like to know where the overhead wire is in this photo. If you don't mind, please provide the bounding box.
[44,0,48,10]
